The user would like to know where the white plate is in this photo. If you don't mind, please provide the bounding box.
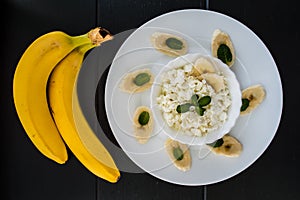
[105,9,283,186]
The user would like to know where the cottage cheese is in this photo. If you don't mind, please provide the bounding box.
[156,64,231,136]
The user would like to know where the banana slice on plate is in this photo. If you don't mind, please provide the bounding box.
[211,29,235,67]
[201,73,225,92]
[133,106,153,144]
[209,135,242,157]
[150,32,188,57]
[119,68,154,94]
[190,57,216,77]
[240,84,266,115]
[165,138,191,172]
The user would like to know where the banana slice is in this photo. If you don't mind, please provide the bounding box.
[211,29,235,67]
[119,68,154,94]
[165,138,191,172]
[240,84,266,115]
[151,32,188,57]
[201,73,225,92]
[190,57,216,77]
[210,135,242,157]
[133,106,153,144]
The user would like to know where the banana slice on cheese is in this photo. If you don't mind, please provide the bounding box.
[201,73,225,92]
[211,29,235,67]
[240,84,266,115]
[165,138,191,171]
[190,57,216,77]
[210,135,242,157]
[119,68,154,94]
[151,32,188,57]
[133,106,153,144]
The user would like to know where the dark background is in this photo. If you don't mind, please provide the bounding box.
[2,0,299,199]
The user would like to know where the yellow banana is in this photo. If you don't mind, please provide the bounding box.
[48,39,120,182]
[13,27,107,164]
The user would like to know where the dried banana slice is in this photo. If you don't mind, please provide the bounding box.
[165,138,191,171]
[211,29,235,67]
[119,68,154,93]
[201,73,225,92]
[240,84,266,115]
[190,57,216,77]
[209,135,242,157]
[151,32,188,57]
[133,106,153,144]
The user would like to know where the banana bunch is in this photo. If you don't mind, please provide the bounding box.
[13,27,120,183]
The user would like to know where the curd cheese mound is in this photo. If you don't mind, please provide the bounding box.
[157,64,231,136]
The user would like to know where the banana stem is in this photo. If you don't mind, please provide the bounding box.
[71,27,112,47]
[78,44,96,54]
[88,27,113,46]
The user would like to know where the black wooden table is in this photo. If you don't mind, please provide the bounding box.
[2,0,298,199]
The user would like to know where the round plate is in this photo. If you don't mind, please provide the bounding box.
[104,9,283,186]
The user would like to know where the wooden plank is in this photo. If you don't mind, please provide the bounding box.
[2,0,98,199]
[207,0,298,199]
[96,0,206,199]
[97,0,204,33]
[97,173,204,200]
